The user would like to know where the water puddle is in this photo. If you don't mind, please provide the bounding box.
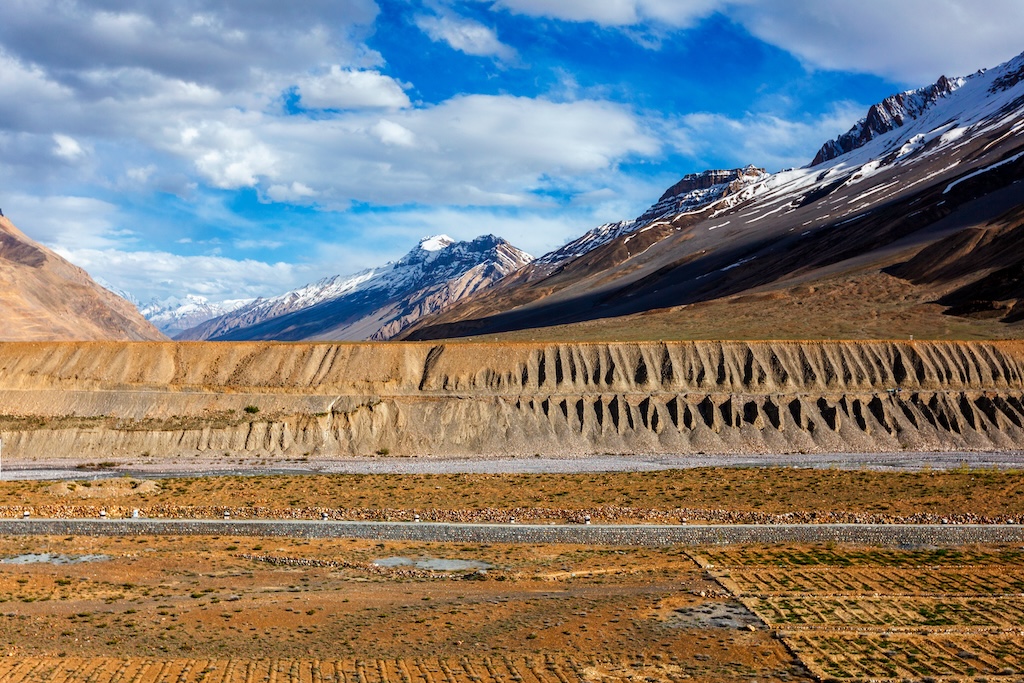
[373,556,491,571]
[670,601,762,629]
[0,553,110,565]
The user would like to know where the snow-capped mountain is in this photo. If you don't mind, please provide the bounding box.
[812,74,964,165]
[535,166,766,270]
[140,295,254,337]
[405,48,1024,340]
[177,234,533,341]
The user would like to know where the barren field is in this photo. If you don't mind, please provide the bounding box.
[0,467,1022,523]
[2,534,1023,682]
[0,534,801,683]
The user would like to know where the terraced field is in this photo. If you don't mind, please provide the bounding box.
[0,654,703,683]
[699,546,1024,681]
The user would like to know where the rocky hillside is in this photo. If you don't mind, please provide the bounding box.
[0,216,165,341]
[403,50,1024,343]
[177,234,532,342]
[1,340,1023,460]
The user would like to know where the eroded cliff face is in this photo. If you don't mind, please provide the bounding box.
[1,340,1023,461]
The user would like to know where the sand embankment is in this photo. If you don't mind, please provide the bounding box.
[0,340,1023,461]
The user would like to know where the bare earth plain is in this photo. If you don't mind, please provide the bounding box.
[0,470,1023,682]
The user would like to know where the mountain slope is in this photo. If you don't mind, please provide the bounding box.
[403,50,1024,342]
[178,234,532,341]
[0,215,165,341]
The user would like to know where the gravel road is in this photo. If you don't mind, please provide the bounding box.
[3,450,1023,481]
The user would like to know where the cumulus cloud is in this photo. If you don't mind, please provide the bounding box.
[152,95,659,205]
[731,0,1024,84]
[297,67,411,110]
[668,102,866,171]
[52,134,86,160]
[56,246,303,302]
[415,12,517,61]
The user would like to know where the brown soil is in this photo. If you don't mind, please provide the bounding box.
[2,467,1023,522]
[0,535,802,683]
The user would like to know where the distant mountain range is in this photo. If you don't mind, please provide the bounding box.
[174,234,532,341]
[139,295,254,338]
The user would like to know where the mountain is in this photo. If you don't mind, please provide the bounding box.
[811,74,964,165]
[177,234,533,341]
[140,295,254,337]
[404,49,1024,342]
[0,215,165,341]
[532,166,766,273]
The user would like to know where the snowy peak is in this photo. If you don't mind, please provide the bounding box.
[990,51,1024,93]
[639,165,767,222]
[141,294,254,336]
[536,166,766,267]
[418,235,455,252]
[812,74,965,165]
[175,234,532,341]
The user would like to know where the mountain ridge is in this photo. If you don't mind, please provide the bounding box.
[177,234,532,341]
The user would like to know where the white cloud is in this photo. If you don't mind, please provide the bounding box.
[371,119,418,147]
[490,0,1024,84]
[265,181,318,203]
[669,103,865,171]
[297,67,411,110]
[52,134,86,160]
[415,12,517,61]
[175,119,280,189]
[57,246,304,302]
[0,0,382,93]
[152,94,659,206]
[3,193,125,250]
[731,0,1024,84]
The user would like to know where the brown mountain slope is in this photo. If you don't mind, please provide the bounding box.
[0,216,165,341]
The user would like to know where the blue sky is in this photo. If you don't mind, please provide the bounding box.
[1,0,1022,304]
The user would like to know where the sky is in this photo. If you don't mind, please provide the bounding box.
[1,0,1022,305]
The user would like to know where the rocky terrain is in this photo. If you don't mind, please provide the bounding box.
[0,217,165,342]
[1,339,1023,460]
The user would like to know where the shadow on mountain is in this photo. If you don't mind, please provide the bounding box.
[407,155,1024,341]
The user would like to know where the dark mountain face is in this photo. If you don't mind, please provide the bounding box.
[402,50,1024,342]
